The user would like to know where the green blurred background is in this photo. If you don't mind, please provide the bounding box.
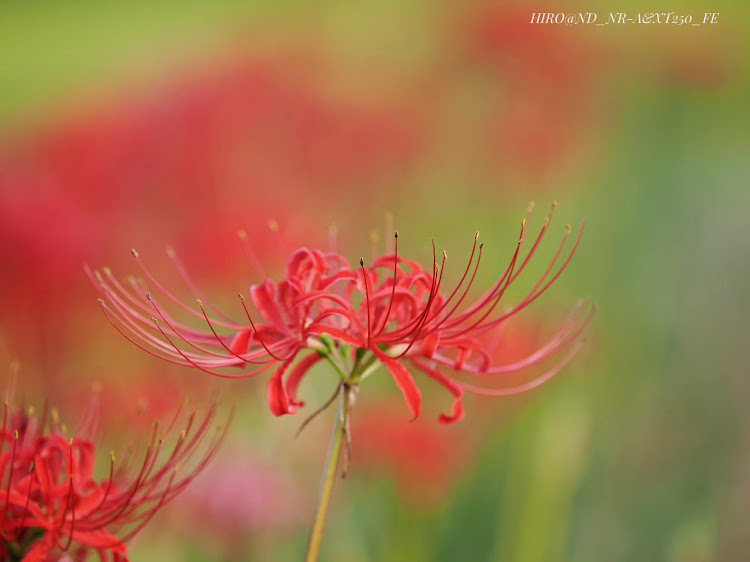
[1,0,748,560]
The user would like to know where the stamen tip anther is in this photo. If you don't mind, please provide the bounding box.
[238,293,245,301]
[268,219,279,232]
[565,224,572,232]
[237,229,248,240]
[552,201,558,209]
[165,245,176,258]
[196,298,203,307]
[479,242,484,249]
[102,266,112,276]
[150,317,159,325]
[394,230,399,239]
[359,257,365,267]
[130,248,139,258]
[146,293,152,301]
[97,298,105,305]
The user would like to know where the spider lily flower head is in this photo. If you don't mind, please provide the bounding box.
[0,368,230,561]
[93,203,595,425]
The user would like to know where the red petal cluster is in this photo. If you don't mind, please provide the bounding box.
[94,205,594,424]
[0,390,228,561]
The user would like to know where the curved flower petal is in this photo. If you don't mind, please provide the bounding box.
[267,351,301,416]
[410,358,465,424]
[373,347,422,421]
[251,280,291,335]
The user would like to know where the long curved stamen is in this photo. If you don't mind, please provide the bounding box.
[388,239,440,339]
[360,258,372,349]
[90,452,116,515]
[442,220,525,338]
[237,229,266,279]
[196,300,275,366]
[97,300,201,368]
[441,218,526,335]
[458,339,585,396]
[166,245,237,325]
[146,295,243,360]
[101,274,238,357]
[392,253,445,359]
[238,294,291,362]
[2,431,19,524]
[434,303,595,375]
[118,467,178,542]
[328,224,338,254]
[508,202,557,285]
[423,232,480,329]
[16,461,35,540]
[130,249,240,330]
[374,231,399,337]
[464,222,584,336]
[88,422,163,528]
[60,440,76,552]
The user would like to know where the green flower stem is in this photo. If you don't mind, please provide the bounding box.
[305,385,349,562]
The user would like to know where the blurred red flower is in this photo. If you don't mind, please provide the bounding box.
[352,401,471,506]
[0,54,420,368]
[0,375,229,561]
[455,4,607,181]
[178,445,305,553]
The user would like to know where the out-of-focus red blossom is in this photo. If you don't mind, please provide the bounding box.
[352,402,471,506]
[0,54,419,364]
[658,37,737,89]
[0,376,229,561]
[181,447,304,536]
[93,204,595,424]
[455,4,606,178]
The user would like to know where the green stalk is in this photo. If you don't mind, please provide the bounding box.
[305,387,349,562]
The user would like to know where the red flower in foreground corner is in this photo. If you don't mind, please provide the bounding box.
[92,204,595,425]
[0,374,229,561]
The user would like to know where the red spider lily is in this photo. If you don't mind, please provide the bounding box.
[93,204,594,425]
[0,376,230,561]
